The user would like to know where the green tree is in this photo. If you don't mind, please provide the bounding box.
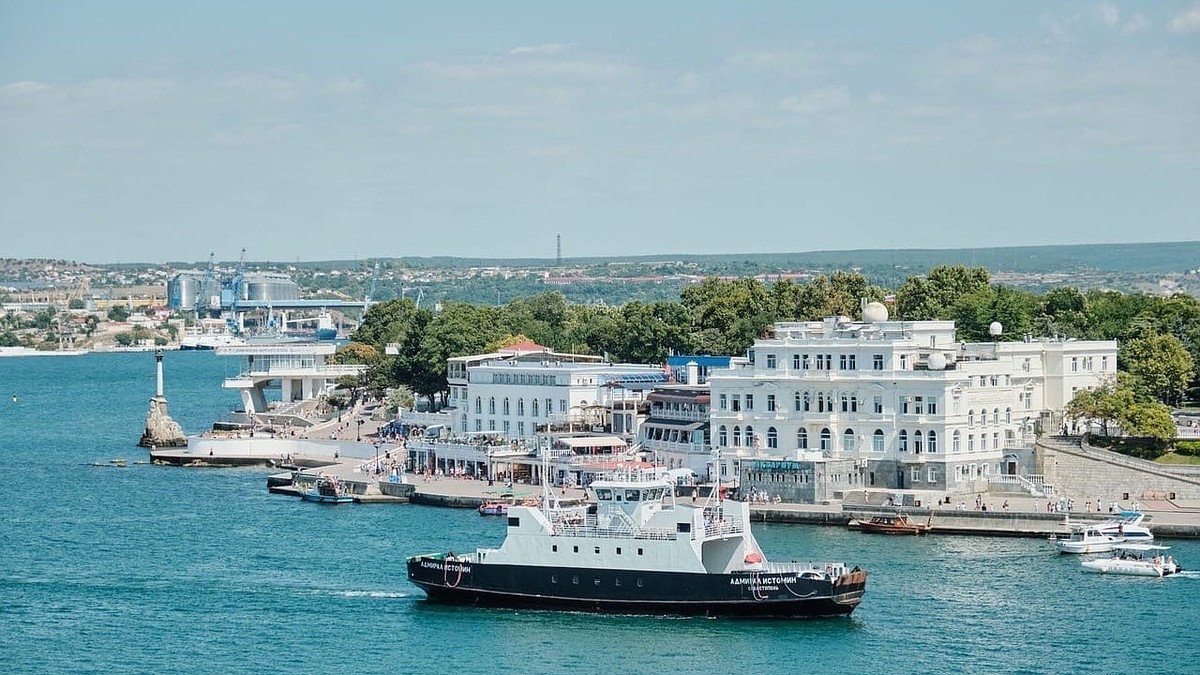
[680,277,772,355]
[334,341,381,365]
[1122,401,1176,446]
[1035,286,1089,338]
[68,298,85,310]
[950,285,1036,342]
[106,305,130,322]
[1121,331,1195,406]
[1065,374,1136,436]
[894,265,990,320]
[0,331,18,347]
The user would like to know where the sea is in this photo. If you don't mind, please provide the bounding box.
[2,351,1199,675]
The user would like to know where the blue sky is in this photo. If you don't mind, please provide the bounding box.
[1,1,1197,264]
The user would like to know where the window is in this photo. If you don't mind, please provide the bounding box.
[489,397,496,414]
[802,354,811,370]
[766,354,777,369]
[744,426,755,447]
[927,466,939,483]
[899,355,908,370]
[993,432,1000,449]
[841,395,849,412]
[928,396,938,415]
[547,398,554,415]
[488,420,495,431]
[914,430,924,454]
[873,396,883,414]
[803,392,811,412]
[914,396,924,415]
[911,467,921,483]
[899,430,908,452]
[719,394,727,411]
[873,354,884,370]
[718,425,727,446]
[873,429,885,452]
[1072,357,1078,372]
[968,434,975,452]
[797,429,808,449]
[503,420,510,434]
[850,395,859,413]
[839,354,849,370]
[848,354,857,370]
[843,428,856,452]
[820,428,832,451]
[767,427,778,449]
[766,394,776,412]
[748,350,755,364]
[503,398,510,415]
[953,430,961,453]
[928,430,938,453]
[745,394,754,411]
[517,421,525,437]
[1101,355,1109,371]
[517,398,525,416]
[795,392,803,412]
[793,354,801,370]
[817,393,826,412]
[475,420,481,432]
[1005,407,1012,424]
[475,397,482,414]
[532,399,540,417]
[967,410,975,427]
[732,426,741,447]
[731,396,741,412]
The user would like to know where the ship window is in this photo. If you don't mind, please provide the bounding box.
[507,517,520,527]
[677,522,691,533]
[552,545,558,552]
[551,575,558,583]
[615,578,622,587]
[595,488,612,500]
[572,575,579,585]
[638,548,644,556]
[594,577,601,586]
[616,547,622,555]
[625,489,641,501]
[573,546,579,553]
[637,578,644,587]
[595,546,601,554]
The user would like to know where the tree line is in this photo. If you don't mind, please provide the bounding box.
[340,265,1198,417]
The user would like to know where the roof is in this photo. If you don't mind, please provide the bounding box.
[555,435,628,448]
[667,355,735,368]
[499,341,549,354]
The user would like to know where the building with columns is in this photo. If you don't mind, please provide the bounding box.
[708,303,1118,502]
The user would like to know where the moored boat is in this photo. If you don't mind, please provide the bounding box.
[478,501,509,516]
[407,468,867,618]
[1081,544,1181,577]
[1051,526,1123,554]
[301,475,354,504]
[1095,511,1154,542]
[853,513,932,535]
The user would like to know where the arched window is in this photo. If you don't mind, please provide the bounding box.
[843,428,856,452]
[794,392,803,411]
[797,429,808,449]
[820,428,832,451]
[899,429,909,452]
[488,397,496,414]
[503,398,510,415]
[840,394,849,412]
[767,427,778,449]
[817,393,825,413]
[967,409,975,427]
[928,430,938,453]
[517,398,525,416]
[532,398,540,417]
[475,397,482,414]
[803,392,811,412]
[745,426,755,448]
[993,408,1000,425]
[914,430,924,454]
[1005,407,1012,424]
[953,430,961,453]
[718,425,727,446]
[732,426,742,447]
[873,429,885,452]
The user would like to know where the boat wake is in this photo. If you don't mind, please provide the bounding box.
[331,589,410,598]
[1169,571,1200,580]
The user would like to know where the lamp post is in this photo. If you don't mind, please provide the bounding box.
[357,418,364,442]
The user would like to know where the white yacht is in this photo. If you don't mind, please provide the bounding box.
[1095,511,1154,542]
[1052,526,1124,554]
[1081,544,1181,577]
[407,468,868,618]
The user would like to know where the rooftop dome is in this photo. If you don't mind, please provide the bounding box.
[863,301,889,323]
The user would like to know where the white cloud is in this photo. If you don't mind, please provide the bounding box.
[1,80,53,97]
[510,43,571,56]
[1169,6,1200,32]
[1098,2,1119,27]
[1122,14,1149,33]
[725,47,827,78]
[779,86,850,115]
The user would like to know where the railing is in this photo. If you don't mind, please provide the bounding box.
[761,561,850,576]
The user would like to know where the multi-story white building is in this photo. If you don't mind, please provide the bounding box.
[445,342,668,441]
[708,303,1118,501]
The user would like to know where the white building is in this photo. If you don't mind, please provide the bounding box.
[708,303,1118,501]
[445,341,668,441]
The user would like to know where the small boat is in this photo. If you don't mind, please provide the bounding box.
[1051,526,1123,554]
[853,513,932,535]
[301,475,354,504]
[478,501,509,516]
[1094,511,1154,542]
[1081,544,1182,577]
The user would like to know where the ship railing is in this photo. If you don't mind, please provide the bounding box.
[701,518,745,538]
[760,561,850,576]
[552,523,678,541]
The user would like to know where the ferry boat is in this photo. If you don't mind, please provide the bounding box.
[407,469,868,618]
[301,475,354,504]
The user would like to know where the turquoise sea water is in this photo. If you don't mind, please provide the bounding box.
[2,351,1199,674]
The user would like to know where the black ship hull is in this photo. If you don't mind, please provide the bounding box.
[407,554,867,618]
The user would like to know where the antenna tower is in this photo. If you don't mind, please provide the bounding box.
[556,234,562,266]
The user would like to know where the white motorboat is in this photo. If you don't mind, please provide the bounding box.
[1081,544,1181,577]
[1051,526,1123,554]
[1095,511,1154,542]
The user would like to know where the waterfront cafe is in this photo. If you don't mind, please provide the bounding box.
[406,432,631,485]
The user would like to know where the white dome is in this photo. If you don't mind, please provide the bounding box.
[863,301,889,323]
[988,321,1003,337]
[927,352,947,370]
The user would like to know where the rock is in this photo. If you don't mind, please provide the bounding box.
[138,395,187,448]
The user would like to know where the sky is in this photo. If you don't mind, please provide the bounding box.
[1,1,1198,264]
